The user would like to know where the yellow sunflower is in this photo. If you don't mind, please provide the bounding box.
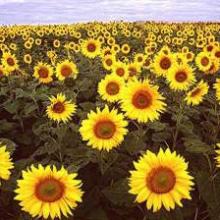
[166,63,195,91]
[195,51,212,72]
[185,80,209,106]
[33,62,53,84]
[0,144,14,185]
[81,38,101,58]
[56,60,78,81]
[120,79,166,123]
[79,105,128,151]
[1,52,19,72]
[152,52,175,77]
[127,62,141,79]
[111,61,129,79]
[129,148,194,212]
[102,54,116,71]
[121,43,131,54]
[46,93,77,123]
[14,165,83,219]
[98,73,125,103]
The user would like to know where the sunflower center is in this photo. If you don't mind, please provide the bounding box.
[106,82,120,95]
[207,45,213,52]
[128,67,137,76]
[215,51,220,58]
[106,59,113,66]
[175,71,187,82]
[144,59,150,67]
[191,88,201,97]
[7,57,15,66]
[52,102,65,114]
[38,67,49,78]
[147,167,176,194]
[94,120,116,139]
[116,67,125,76]
[87,43,96,52]
[201,57,209,66]
[61,65,72,77]
[132,90,152,109]
[137,57,143,62]
[160,57,171,70]
[35,178,65,202]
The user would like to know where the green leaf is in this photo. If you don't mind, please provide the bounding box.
[102,179,134,207]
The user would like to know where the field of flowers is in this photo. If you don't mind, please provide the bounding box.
[0,21,220,220]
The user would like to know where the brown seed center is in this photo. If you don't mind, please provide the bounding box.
[106,82,120,95]
[175,71,187,82]
[94,120,116,139]
[87,43,96,52]
[160,57,171,70]
[38,67,49,78]
[35,178,65,202]
[132,90,152,109]
[116,67,125,76]
[7,57,15,66]
[61,65,72,77]
[191,88,201,97]
[52,102,65,114]
[147,166,176,194]
[201,57,209,66]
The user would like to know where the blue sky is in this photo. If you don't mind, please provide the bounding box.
[0,0,219,25]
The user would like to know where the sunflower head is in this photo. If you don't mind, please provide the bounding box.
[129,148,194,212]
[166,63,195,91]
[46,93,77,123]
[79,105,128,151]
[185,80,209,106]
[14,165,83,219]
[0,144,14,184]
[120,78,166,123]
[56,60,79,81]
[98,73,125,103]
[81,39,101,58]
[2,52,19,72]
[33,62,54,84]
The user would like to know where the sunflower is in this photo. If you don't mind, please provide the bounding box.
[166,63,195,91]
[0,144,14,185]
[121,43,131,54]
[98,74,125,103]
[195,51,212,72]
[206,57,220,75]
[81,38,101,58]
[79,105,128,151]
[2,52,19,72]
[185,80,209,106]
[56,60,78,81]
[129,148,194,212]
[14,165,83,219]
[215,143,220,167]
[102,54,116,71]
[112,61,129,79]
[33,62,53,84]
[46,93,76,123]
[120,79,166,123]
[127,62,141,78]
[23,54,32,64]
[152,52,175,77]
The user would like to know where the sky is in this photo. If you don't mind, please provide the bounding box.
[0,0,219,25]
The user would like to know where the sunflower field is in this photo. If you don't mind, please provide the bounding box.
[0,21,220,220]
